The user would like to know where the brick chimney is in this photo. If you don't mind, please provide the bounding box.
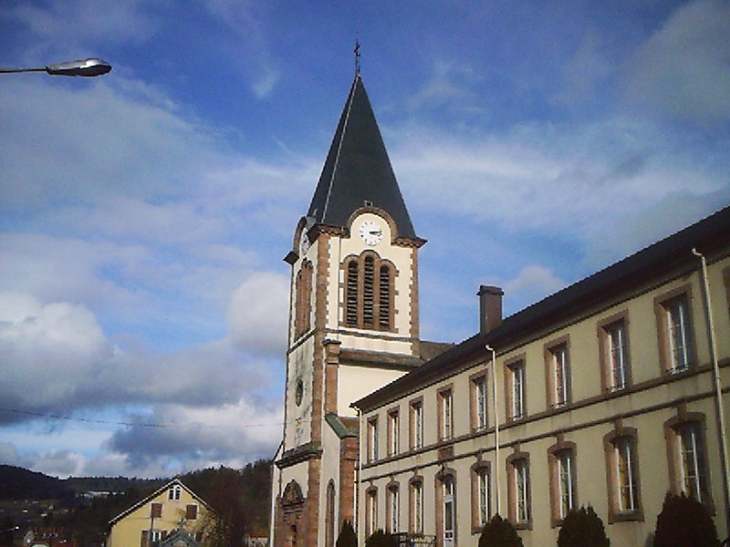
[478,285,504,334]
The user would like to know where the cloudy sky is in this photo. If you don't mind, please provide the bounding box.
[1,0,728,479]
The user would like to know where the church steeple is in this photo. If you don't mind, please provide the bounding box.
[306,74,418,240]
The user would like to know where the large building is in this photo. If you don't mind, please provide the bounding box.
[270,71,730,547]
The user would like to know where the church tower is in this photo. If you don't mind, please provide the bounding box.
[271,72,427,547]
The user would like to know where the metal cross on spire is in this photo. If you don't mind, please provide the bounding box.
[354,39,361,75]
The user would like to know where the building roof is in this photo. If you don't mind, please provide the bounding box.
[353,205,730,411]
[306,74,417,239]
[108,478,211,526]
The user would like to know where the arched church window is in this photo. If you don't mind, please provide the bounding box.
[343,253,395,332]
[295,260,313,338]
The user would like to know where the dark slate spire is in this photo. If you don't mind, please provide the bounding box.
[307,74,417,239]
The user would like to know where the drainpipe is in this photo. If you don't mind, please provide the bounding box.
[485,344,501,517]
[355,406,362,540]
[692,248,730,534]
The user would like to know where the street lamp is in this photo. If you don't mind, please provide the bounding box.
[0,58,111,77]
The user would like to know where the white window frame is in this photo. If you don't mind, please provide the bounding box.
[411,400,423,450]
[368,417,379,462]
[388,409,399,456]
[665,297,693,371]
[607,321,629,390]
[557,450,576,519]
[615,437,638,513]
[678,422,708,502]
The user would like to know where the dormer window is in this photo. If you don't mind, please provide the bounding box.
[343,252,395,331]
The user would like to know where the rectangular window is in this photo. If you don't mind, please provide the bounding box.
[185,504,198,520]
[389,487,399,533]
[410,399,423,450]
[509,361,525,420]
[557,450,576,519]
[606,320,629,390]
[368,417,379,462]
[388,409,399,456]
[442,477,455,547]
[366,489,378,538]
[549,343,570,407]
[678,422,709,502]
[150,502,162,518]
[665,296,694,371]
[507,360,525,420]
[604,429,642,522]
[514,459,530,524]
[477,468,491,527]
[471,374,488,431]
[439,388,453,441]
[411,481,424,534]
[615,437,639,513]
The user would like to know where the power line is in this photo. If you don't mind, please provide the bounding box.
[0,407,294,430]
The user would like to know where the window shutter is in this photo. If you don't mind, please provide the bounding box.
[186,504,198,520]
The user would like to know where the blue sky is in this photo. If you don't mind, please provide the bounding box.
[1,0,728,479]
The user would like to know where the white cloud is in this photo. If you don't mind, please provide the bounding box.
[622,0,730,127]
[392,117,726,245]
[0,0,161,61]
[0,294,113,411]
[504,265,567,306]
[106,399,282,474]
[228,272,290,357]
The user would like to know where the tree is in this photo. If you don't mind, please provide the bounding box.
[557,506,609,547]
[364,529,394,547]
[479,515,523,547]
[336,520,358,547]
[183,460,272,547]
[653,492,719,547]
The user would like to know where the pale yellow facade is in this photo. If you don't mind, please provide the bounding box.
[355,210,730,547]
[108,479,211,547]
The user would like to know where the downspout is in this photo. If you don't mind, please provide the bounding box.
[692,248,730,534]
[485,344,501,517]
[355,406,363,540]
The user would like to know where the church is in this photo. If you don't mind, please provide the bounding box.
[269,70,730,547]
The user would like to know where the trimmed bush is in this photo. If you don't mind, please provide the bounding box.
[364,529,395,547]
[336,520,358,547]
[479,514,524,547]
[557,506,610,547]
[653,492,718,547]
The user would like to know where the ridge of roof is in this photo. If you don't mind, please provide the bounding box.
[307,74,417,239]
[353,205,730,410]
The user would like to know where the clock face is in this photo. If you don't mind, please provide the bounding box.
[359,220,383,246]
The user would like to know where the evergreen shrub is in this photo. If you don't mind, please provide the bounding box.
[478,514,524,547]
[336,520,358,547]
[653,492,718,547]
[364,529,395,547]
[557,506,609,547]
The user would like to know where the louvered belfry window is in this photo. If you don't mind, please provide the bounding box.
[379,265,391,329]
[346,261,359,326]
[363,256,375,327]
[344,253,394,331]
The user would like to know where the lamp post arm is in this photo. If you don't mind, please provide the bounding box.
[0,58,111,77]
